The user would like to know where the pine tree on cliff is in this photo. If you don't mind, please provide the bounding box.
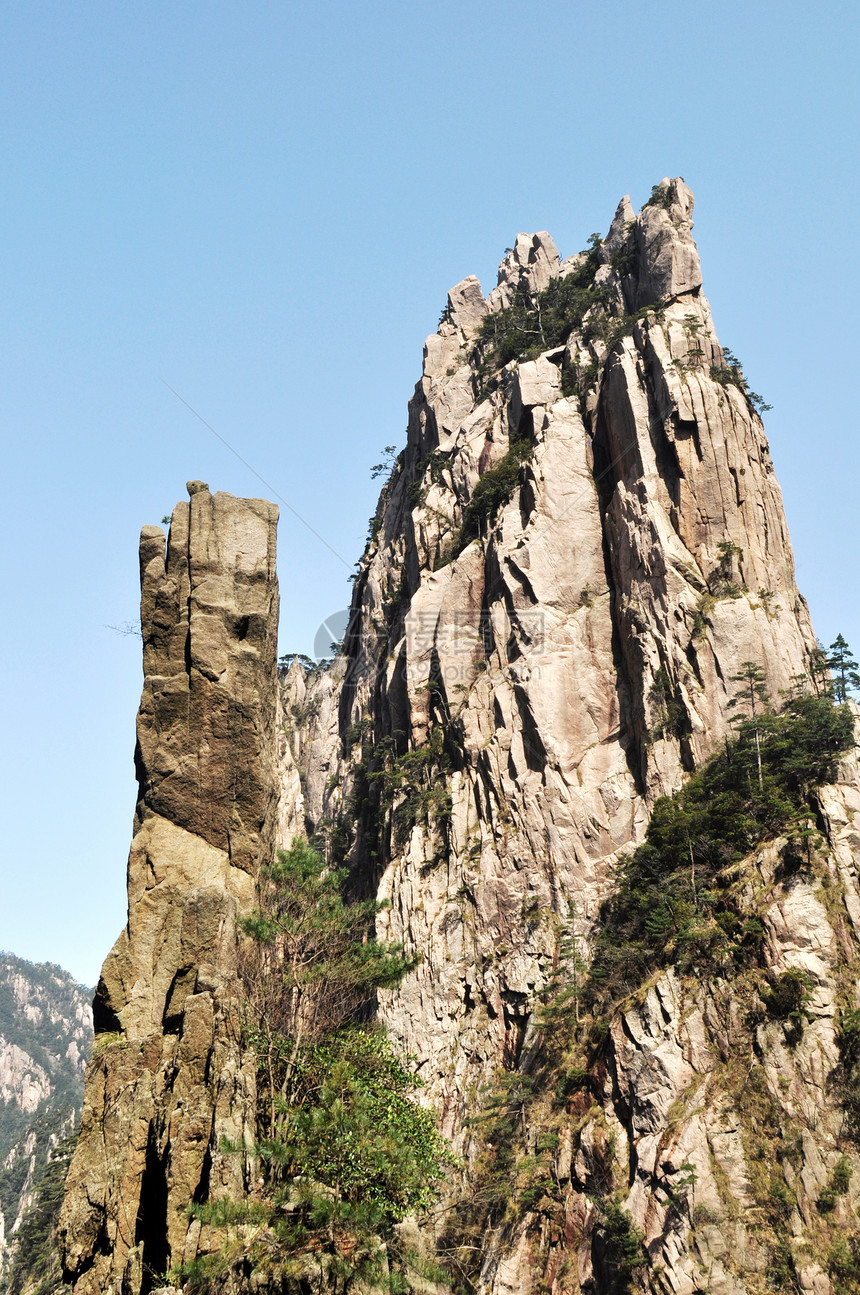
[828,634,860,702]
[727,661,770,789]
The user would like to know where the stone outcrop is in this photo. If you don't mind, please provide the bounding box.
[58,486,279,1295]
[278,179,853,1290]
[60,183,860,1294]
[292,178,819,1127]
[468,727,860,1295]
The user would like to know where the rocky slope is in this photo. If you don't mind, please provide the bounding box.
[60,180,860,1294]
[0,954,91,1290]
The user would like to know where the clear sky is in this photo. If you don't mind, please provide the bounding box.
[1,1,857,987]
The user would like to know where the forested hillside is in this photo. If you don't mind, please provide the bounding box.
[0,955,91,1294]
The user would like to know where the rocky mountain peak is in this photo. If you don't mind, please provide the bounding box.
[58,182,860,1295]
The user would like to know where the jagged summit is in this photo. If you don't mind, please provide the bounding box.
[437,177,700,346]
[59,183,860,1295]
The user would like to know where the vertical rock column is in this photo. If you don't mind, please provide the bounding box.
[59,485,279,1295]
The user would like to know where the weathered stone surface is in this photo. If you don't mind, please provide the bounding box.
[277,181,847,1293]
[546,736,860,1295]
[288,180,819,1139]
[59,489,279,1295]
[137,488,279,870]
[61,183,860,1295]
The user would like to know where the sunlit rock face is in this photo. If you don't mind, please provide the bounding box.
[279,180,855,1294]
[59,486,279,1295]
[61,183,860,1295]
[288,178,818,1128]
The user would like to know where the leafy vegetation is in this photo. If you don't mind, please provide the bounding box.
[406,447,455,512]
[764,967,814,1021]
[0,956,90,1294]
[370,444,399,480]
[818,1155,853,1213]
[594,1197,646,1292]
[471,234,606,385]
[829,1232,860,1294]
[710,345,772,415]
[586,687,853,1010]
[644,179,677,210]
[368,726,453,838]
[450,436,533,556]
[0,957,88,1117]
[648,666,688,740]
[1,1129,76,1295]
[239,838,414,1119]
[278,651,324,674]
[691,541,746,639]
[177,839,452,1291]
[257,1029,450,1217]
[828,634,860,702]
[438,667,855,1294]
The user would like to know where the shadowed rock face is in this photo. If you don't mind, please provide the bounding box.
[58,487,279,1295]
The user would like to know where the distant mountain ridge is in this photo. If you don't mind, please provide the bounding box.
[0,954,92,1293]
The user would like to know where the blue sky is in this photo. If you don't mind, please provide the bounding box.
[1,0,857,986]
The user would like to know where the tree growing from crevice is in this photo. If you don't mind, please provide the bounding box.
[828,634,860,703]
[240,837,411,1121]
[727,660,770,789]
[178,838,453,1291]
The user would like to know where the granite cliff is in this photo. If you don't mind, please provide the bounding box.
[60,181,860,1295]
[59,489,279,1295]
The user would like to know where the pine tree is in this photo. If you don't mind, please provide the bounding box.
[727,661,770,789]
[809,640,831,696]
[827,634,860,703]
[178,839,453,1290]
[239,837,412,1120]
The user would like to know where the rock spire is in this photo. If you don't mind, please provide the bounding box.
[59,486,279,1295]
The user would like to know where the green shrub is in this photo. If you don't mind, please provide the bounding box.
[819,1156,853,1212]
[710,346,772,414]
[472,235,606,382]
[648,666,687,740]
[451,436,533,556]
[828,1232,860,1293]
[3,1131,76,1295]
[840,1009,860,1064]
[369,726,453,836]
[765,968,813,1022]
[595,1197,645,1292]
[587,691,853,1011]
[561,356,599,398]
[178,839,453,1290]
[265,1029,453,1218]
[645,180,677,210]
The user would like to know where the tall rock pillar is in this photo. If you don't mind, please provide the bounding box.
[59,485,279,1295]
